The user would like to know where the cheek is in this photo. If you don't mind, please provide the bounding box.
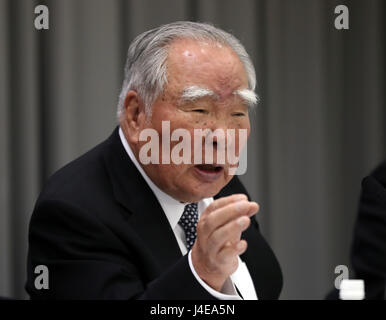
[234,115,250,129]
[153,164,189,190]
[158,161,191,175]
[227,119,250,157]
[236,117,251,138]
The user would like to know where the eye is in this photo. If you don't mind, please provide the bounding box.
[232,112,246,117]
[192,109,207,114]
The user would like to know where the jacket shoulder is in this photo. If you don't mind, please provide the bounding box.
[34,129,120,219]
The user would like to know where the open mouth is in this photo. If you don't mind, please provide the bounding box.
[193,164,224,182]
[195,164,224,173]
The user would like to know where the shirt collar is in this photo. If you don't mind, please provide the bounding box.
[119,127,187,230]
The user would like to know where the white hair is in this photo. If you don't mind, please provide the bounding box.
[180,85,218,101]
[117,21,257,120]
[234,89,259,108]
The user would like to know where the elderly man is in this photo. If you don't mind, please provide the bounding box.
[26,21,282,299]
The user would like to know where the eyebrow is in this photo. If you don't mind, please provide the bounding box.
[234,89,259,109]
[179,85,258,109]
[180,86,218,102]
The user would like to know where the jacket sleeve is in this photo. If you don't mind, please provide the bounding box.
[26,199,216,300]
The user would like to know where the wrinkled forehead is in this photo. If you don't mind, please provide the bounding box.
[166,38,249,98]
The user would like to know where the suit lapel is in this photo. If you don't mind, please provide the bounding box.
[102,127,182,271]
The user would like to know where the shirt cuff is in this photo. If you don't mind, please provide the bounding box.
[188,250,242,300]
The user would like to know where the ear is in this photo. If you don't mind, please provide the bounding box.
[119,90,146,145]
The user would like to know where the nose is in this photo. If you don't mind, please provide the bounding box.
[203,119,228,152]
[203,117,230,137]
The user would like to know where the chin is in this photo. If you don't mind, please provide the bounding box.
[179,182,226,203]
[167,167,231,202]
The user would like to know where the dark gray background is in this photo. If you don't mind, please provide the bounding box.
[0,0,385,299]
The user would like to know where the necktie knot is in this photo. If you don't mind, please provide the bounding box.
[178,203,198,250]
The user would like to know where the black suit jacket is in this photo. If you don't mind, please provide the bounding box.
[26,127,282,299]
[351,160,386,299]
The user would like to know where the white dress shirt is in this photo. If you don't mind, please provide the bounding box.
[119,127,257,300]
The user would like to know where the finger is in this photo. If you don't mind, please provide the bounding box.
[207,215,251,253]
[245,201,259,217]
[217,240,248,264]
[200,200,258,237]
[201,194,248,219]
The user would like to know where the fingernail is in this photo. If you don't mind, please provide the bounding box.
[237,216,247,227]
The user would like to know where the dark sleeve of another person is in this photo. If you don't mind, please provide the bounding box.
[351,161,386,300]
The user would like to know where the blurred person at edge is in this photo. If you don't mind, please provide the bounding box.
[351,161,386,299]
[26,22,282,300]
[326,160,386,300]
